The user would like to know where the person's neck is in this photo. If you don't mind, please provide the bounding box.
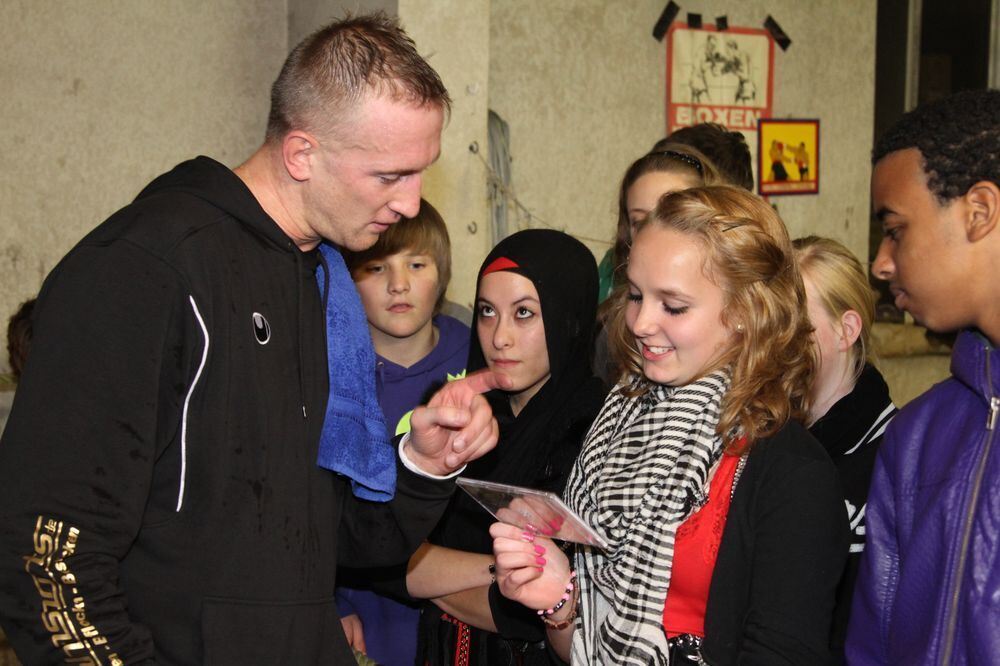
[234,146,317,251]
[508,377,549,417]
[808,362,857,426]
[977,308,1000,349]
[371,321,438,369]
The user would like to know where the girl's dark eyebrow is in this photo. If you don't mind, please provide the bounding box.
[478,296,539,306]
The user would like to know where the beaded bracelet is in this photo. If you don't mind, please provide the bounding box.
[541,574,580,630]
[537,571,576,618]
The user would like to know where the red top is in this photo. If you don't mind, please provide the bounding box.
[663,453,740,638]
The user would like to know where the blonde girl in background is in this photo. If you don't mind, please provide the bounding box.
[793,235,897,661]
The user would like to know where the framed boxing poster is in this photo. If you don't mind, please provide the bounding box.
[757,118,820,195]
[666,23,775,184]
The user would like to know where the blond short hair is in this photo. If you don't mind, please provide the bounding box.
[343,199,451,311]
[266,12,450,143]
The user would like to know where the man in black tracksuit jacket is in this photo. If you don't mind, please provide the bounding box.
[0,15,503,665]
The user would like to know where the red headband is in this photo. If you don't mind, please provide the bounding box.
[482,256,520,276]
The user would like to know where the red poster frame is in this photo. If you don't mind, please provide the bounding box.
[665,23,775,135]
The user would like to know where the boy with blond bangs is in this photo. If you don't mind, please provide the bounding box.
[337,198,469,665]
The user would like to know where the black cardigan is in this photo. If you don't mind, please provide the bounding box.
[701,421,849,665]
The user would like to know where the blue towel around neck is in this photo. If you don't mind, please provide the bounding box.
[315,243,396,502]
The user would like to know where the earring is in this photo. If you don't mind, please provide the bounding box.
[736,323,744,332]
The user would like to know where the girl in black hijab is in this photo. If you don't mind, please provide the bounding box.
[409,229,607,665]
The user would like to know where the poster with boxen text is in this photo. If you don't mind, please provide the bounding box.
[666,24,774,182]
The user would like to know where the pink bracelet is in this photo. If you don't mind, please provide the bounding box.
[537,571,576,617]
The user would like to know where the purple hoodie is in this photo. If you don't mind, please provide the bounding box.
[336,314,469,666]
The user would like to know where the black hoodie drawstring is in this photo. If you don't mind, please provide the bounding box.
[296,243,312,419]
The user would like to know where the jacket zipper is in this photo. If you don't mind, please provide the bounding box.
[988,396,1000,431]
[939,346,998,663]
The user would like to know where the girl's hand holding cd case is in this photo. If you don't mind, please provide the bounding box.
[456,477,608,549]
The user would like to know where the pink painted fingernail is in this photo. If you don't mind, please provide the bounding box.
[549,517,563,529]
[534,545,546,555]
[535,556,546,566]
[539,525,554,536]
[521,531,536,542]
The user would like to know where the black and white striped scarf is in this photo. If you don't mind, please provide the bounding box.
[564,369,730,664]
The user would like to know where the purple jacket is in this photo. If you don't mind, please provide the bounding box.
[846,330,1000,665]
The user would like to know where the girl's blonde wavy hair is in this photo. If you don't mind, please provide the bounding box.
[607,185,815,452]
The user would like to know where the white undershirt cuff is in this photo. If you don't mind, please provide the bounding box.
[398,432,466,480]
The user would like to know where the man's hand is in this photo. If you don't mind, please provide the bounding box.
[405,370,512,476]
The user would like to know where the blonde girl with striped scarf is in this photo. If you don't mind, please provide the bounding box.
[491,186,849,665]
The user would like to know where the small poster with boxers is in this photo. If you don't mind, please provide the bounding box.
[757,118,820,195]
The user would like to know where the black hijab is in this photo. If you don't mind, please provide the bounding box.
[434,229,607,553]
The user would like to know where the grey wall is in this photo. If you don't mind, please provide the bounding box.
[1,1,288,371]
[489,1,877,264]
[0,2,878,372]
[289,0,398,47]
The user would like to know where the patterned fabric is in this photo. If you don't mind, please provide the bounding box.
[662,452,740,638]
[564,370,730,665]
[314,243,394,501]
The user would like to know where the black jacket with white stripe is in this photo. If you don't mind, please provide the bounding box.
[807,363,896,660]
[0,157,454,665]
